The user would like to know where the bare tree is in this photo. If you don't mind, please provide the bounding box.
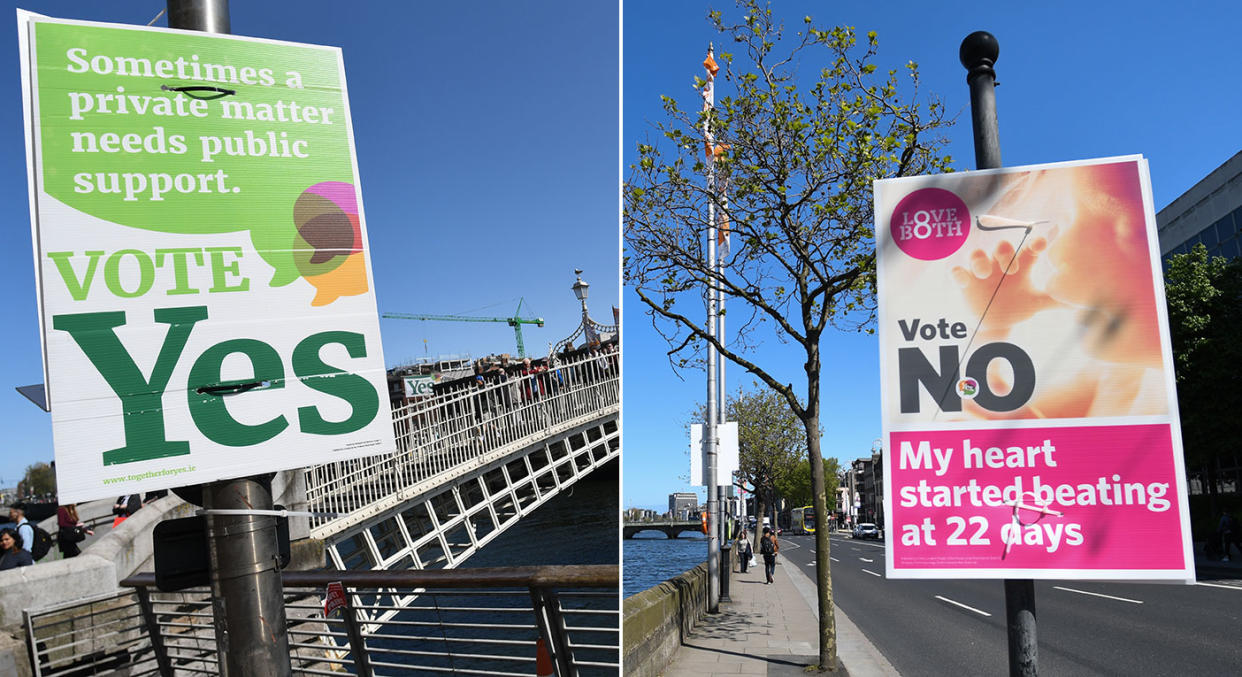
[625,2,953,669]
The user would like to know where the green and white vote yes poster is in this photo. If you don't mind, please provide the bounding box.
[18,12,395,501]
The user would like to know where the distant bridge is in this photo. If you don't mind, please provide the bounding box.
[624,519,702,539]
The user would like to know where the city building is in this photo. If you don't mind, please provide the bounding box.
[1156,150,1242,496]
[846,451,884,527]
[668,492,698,520]
[386,355,475,406]
[835,486,850,529]
[1157,150,1242,262]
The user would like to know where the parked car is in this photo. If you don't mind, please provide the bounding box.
[853,522,879,539]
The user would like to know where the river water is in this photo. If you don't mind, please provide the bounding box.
[623,532,708,598]
[461,462,618,568]
[365,461,619,676]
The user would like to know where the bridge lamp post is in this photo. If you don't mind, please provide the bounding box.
[572,269,590,320]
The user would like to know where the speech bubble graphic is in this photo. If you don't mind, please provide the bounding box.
[32,22,359,292]
[304,250,368,306]
[294,181,361,268]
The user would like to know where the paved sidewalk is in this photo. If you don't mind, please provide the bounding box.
[661,554,897,676]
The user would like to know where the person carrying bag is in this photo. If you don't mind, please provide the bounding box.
[56,503,93,559]
[737,530,754,573]
[760,527,780,584]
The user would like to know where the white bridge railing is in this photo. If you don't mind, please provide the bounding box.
[304,348,619,537]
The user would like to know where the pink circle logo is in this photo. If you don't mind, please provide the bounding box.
[890,188,970,260]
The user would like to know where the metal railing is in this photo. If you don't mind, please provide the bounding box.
[305,349,619,538]
[26,566,618,677]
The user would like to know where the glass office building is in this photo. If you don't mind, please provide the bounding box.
[1157,150,1242,262]
[1155,149,1241,497]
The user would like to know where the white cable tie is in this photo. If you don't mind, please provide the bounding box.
[1008,501,1058,516]
[195,508,339,518]
[1006,500,1064,518]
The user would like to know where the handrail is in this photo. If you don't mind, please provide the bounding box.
[303,348,619,537]
[98,566,620,677]
[121,564,618,590]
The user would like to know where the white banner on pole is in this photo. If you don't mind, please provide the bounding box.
[689,421,738,487]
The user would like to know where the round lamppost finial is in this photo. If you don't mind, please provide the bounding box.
[960,31,999,80]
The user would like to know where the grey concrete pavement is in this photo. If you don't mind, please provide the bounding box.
[660,543,897,677]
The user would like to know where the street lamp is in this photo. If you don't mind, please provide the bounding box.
[571,269,590,316]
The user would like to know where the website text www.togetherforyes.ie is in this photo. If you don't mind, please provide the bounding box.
[103,465,197,486]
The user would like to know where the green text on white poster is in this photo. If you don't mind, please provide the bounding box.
[20,13,395,501]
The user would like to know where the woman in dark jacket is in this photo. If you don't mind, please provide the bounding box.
[760,527,780,584]
[0,528,33,570]
[57,504,93,558]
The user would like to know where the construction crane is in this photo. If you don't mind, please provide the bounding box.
[382,299,545,358]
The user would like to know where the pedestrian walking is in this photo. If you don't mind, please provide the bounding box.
[8,503,33,555]
[56,503,93,559]
[0,528,33,570]
[1220,511,1240,562]
[737,530,754,574]
[760,526,779,584]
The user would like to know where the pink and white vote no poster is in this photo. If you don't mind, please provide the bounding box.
[873,156,1194,581]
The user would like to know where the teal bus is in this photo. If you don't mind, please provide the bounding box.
[791,506,816,534]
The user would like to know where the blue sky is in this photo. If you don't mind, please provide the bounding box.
[622,0,1242,511]
[0,2,618,487]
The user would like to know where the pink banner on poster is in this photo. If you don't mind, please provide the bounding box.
[889,423,1185,571]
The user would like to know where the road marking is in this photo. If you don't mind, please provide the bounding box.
[859,557,874,563]
[935,595,992,617]
[835,538,887,550]
[862,569,882,577]
[806,562,815,567]
[1196,581,1242,591]
[829,557,839,562]
[1052,586,1143,604]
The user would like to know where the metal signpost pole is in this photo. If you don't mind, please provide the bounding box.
[703,44,721,615]
[960,30,1038,677]
[706,161,720,614]
[166,2,293,674]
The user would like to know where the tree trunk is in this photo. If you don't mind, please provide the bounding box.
[805,411,836,671]
[803,358,836,671]
[755,492,767,554]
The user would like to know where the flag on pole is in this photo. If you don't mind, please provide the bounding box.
[702,47,717,160]
[702,47,730,257]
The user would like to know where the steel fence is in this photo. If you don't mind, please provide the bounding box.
[25,566,618,677]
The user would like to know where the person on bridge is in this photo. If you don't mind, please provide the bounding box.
[760,526,780,584]
[0,528,33,570]
[8,504,33,554]
[56,504,93,559]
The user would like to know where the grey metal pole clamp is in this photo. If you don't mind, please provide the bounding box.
[196,508,339,518]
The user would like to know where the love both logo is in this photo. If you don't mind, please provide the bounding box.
[894,317,1035,414]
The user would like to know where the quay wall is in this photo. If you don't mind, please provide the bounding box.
[622,563,708,677]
